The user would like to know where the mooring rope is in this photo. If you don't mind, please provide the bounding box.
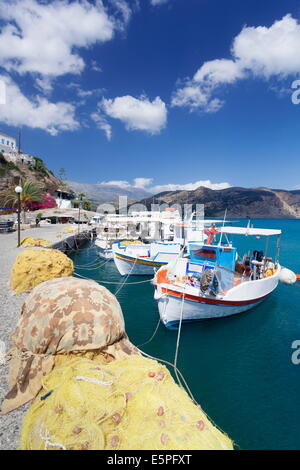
[74,271,153,286]
[174,280,186,389]
[137,316,161,348]
[74,257,112,270]
[114,258,137,296]
[137,347,198,406]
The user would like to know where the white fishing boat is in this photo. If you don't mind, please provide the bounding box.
[113,240,183,275]
[112,218,224,276]
[95,238,115,260]
[153,225,295,328]
[106,210,182,272]
[95,214,140,260]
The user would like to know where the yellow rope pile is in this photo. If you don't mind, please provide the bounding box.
[20,237,51,248]
[10,249,74,294]
[20,355,233,450]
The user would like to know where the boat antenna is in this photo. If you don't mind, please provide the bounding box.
[218,208,227,246]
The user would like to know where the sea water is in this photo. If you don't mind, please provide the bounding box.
[71,219,300,450]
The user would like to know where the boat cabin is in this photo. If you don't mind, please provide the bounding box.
[188,243,237,292]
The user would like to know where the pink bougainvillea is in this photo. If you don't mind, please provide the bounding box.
[28,194,57,211]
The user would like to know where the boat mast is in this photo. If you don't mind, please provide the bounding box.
[218,208,227,246]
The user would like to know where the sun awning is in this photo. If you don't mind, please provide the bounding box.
[219,226,281,236]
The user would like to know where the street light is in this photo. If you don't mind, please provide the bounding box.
[78,196,83,234]
[15,186,22,247]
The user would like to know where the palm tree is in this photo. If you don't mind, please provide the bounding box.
[77,192,86,201]
[2,179,43,223]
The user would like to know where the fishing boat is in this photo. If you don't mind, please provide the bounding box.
[112,218,229,276]
[95,214,139,260]
[112,240,183,275]
[153,225,292,328]
[95,238,115,260]
[95,210,182,261]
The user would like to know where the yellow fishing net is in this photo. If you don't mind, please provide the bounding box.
[56,226,76,238]
[10,249,74,294]
[120,240,143,245]
[20,237,51,248]
[20,355,233,451]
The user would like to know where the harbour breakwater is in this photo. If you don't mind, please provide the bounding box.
[51,228,96,253]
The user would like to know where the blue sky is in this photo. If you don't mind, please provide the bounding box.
[1,0,300,193]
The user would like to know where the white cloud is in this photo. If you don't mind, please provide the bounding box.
[172,14,300,112]
[100,180,132,188]
[91,112,112,141]
[98,178,231,193]
[35,76,54,94]
[99,178,153,189]
[151,0,170,5]
[151,180,231,193]
[91,60,102,73]
[101,95,167,134]
[193,59,244,84]
[112,0,132,28]
[232,14,300,77]
[0,75,79,135]
[0,0,117,78]
[134,177,154,188]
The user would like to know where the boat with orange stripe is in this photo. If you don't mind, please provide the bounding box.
[154,224,296,329]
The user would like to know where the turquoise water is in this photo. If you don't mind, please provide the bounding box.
[71,219,300,450]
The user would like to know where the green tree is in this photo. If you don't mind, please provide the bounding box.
[2,179,43,223]
[77,192,86,201]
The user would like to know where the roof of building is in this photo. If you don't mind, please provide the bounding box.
[0,132,16,140]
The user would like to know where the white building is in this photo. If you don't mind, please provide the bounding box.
[0,132,17,153]
[55,189,75,209]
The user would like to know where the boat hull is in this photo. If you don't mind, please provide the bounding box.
[113,252,166,275]
[155,270,279,328]
[95,240,114,260]
[157,292,266,328]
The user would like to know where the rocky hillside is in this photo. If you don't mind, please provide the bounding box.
[0,153,64,194]
[137,186,300,218]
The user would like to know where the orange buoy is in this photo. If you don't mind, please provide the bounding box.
[296,275,300,281]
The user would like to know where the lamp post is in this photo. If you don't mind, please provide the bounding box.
[78,196,83,233]
[15,186,22,247]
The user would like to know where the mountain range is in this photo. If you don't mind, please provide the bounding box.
[67,180,152,206]
[136,186,300,218]
[1,151,300,218]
